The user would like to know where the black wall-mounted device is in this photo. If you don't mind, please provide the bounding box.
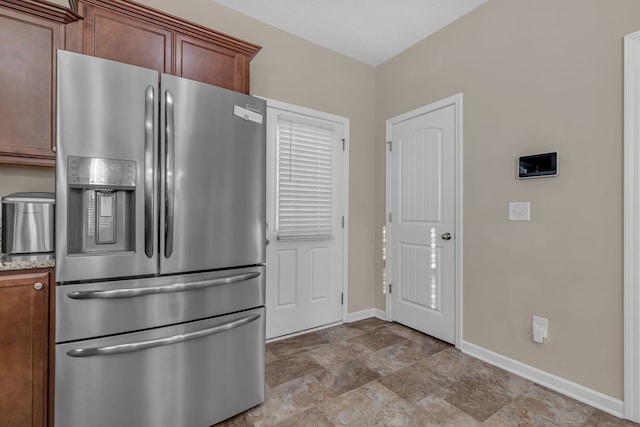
[518,152,558,179]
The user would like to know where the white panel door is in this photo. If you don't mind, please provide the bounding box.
[388,103,456,343]
[266,105,345,340]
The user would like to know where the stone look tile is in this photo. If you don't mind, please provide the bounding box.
[583,410,640,426]
[349,327,406,351]
[305,341,372,367]
[378,362,451,402]
[267,331,328,358]
[480,414,515,426]
[265,352,325,388]
[467,363,533,398]
[243,374,335,426]
[315,324,366,342]
[444,375,513,421]
[265,349,278,364]
[363,341,433,376]
[213,413,254,427]
[382,323,451,352]
[316,360,381,396]
[345,317,388,332]
[317,380,420,426]
[274,407,334,427]
[421,347,486,384]
[493,384,595,426]
[414,394,481,426]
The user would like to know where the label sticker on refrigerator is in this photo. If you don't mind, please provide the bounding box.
[233,106,263,124]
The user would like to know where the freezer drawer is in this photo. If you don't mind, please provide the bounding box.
[55,307,265,427]
[56,266,265,343]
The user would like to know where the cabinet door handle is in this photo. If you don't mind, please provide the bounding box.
[33,282,43,290]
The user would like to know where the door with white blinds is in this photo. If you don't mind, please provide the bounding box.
[266,103,346,339]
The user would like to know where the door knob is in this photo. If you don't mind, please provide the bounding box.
[441,232,452,241]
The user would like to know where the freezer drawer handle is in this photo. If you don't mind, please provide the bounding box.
[65,271,260,300]
[66,313,260,358]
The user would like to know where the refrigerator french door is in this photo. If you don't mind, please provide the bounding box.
[56,50,266,283]
[158,73,265,275]
[55,50,267,427]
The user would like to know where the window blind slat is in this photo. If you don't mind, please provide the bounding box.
[276,117,334,239]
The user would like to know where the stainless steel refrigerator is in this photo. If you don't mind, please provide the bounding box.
[54,50,266,427]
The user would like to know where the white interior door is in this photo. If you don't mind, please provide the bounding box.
[266,102,347,340]
[387,99,459,344]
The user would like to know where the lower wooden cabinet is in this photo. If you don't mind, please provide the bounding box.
[0,269,52,427]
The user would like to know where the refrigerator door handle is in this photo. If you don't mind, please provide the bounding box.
[164,89,175,259]
[65,313,260,357]
[144,85,155,258]
[66,271,261,300]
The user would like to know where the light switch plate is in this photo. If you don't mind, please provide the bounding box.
[509,202,530,221]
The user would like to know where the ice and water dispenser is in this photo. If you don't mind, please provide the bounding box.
[66,156,136,255]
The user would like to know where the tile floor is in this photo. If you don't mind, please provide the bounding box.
[217,318,638,426]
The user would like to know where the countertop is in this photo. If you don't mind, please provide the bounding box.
[0,228,55,272]
[0,253,55,272]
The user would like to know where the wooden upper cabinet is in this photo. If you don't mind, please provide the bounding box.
[81,3,172,72]
[0,0,80,167]
[70,0,261,94]
[176,33,249,92]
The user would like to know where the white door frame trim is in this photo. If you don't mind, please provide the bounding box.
[259,96,350,325]
[624,31,640,423]
[384,93,463,348]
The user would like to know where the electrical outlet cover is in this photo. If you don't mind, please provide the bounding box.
[532,315,548,338]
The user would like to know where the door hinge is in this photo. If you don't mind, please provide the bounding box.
[386,140,392,151]
[342,216,345,228]
[389,283,393,294]
[388,212,392,223]
[342,138,345,151]
[341,293,344,305]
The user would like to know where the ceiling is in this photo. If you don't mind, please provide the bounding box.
[211,0,487,67]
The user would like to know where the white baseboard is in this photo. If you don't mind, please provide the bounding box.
[461,340,625,418]
[347,308,386,323]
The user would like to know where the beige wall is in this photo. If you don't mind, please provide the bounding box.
[0,166,54,197]
[16,0,378,313]
[375,0,639,399]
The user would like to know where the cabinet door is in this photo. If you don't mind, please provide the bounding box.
[175,33,250,93]
[0,8,62,166]
[0,271,49,427]
[84,3,172,73]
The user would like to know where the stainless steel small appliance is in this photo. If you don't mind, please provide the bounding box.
[1,192,55,254]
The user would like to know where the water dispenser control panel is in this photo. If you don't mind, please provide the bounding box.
[68,156,136,188]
